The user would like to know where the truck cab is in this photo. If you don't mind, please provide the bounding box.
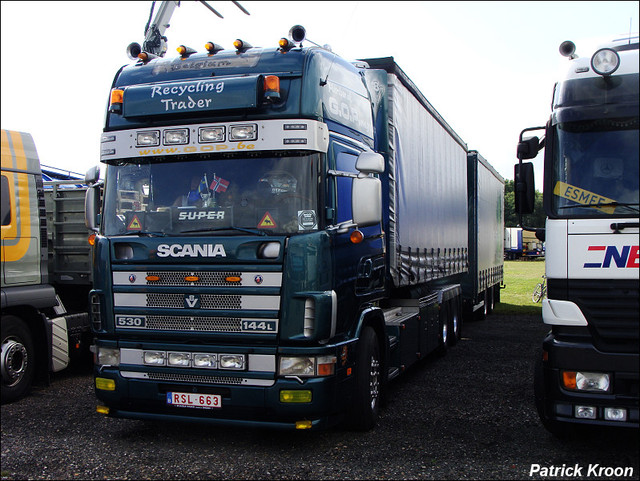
[515,35,639,433]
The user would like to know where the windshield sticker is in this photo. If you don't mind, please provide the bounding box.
[258,212,277,229]
[553,181,616,214]
[127,215,143,230]
[298,210,317,231]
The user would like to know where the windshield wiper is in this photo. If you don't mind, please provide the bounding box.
[179,226,267,236]
[558,202,639,213]
[117,231,167,237]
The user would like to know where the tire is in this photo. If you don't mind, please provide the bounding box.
[474,291,488,321]
[486,287,494,314]
[1,315,36,404]
[437,303,449,356]
[533,355,573,438]
[349,326,381,431]
[447,297,462,346]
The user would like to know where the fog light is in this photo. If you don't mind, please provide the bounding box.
[219,354,245,370]
[96,405,110,415]
[193,353,217,368]
[168,352,191,367]
[575,405,597,419]
[604,407,627,422]
[95,377,116,391]
[280,390,312,403]
[296,420,312,430]
[144,351,166,366]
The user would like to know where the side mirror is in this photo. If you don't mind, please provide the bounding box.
[352,176,382,227]
[85,165,100,185]
[514,162,535,215]
[517,136,541,160]
[355,151,384,174]
[85,186,101,232]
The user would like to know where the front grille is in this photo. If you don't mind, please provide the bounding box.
[146,293,242,309]
[148,373,243,385]
[145,315,242,332]
[568,279,639,353]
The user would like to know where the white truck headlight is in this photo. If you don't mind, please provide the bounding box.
[591,48,620,76]
[563,371,610,392]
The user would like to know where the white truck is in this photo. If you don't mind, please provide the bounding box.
[514,35,639,434]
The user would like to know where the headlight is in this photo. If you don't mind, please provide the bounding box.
[193,353,217,368]
[591,48,620,76]
[97,347,120,366]
[562,371,610,392]
[278,355,337,377]
[199,126,225,143]
[136,130,160,147]
[279,356,315,376]
[144,351,166,366]
[229,124,257,141]
[163,128,189,145]
[219,354,245,370]
[168,352,191,367]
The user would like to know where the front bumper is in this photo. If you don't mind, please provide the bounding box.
[539,332,639,428]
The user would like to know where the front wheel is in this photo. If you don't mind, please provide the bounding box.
[349,326,381,431]
[2,315,36,404]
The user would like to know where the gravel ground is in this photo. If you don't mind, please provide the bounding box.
[2,313,638,480]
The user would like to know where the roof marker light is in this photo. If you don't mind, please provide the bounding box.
[177,45,197,59]
[233,39,252,52]
[204,42,224,54]
[279,38,295,52]
[137,52,158,63]
[591,48,620,76]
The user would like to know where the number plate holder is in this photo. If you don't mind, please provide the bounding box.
[167,392,222,409]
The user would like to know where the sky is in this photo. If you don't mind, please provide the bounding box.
[1,1,638,186]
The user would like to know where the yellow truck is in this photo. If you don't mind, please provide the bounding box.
[1,129,93,402]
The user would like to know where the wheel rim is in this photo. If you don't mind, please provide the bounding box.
[369,356,380,410]
[442,320,448,344]
[2,339,29,387]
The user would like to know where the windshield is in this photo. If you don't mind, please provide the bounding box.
[102,153,320,236]
[549,117,639,217]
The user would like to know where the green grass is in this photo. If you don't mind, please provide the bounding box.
[493,259,545,315]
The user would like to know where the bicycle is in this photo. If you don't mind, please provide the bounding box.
[532,275,547,303]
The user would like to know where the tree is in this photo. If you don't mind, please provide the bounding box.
[504,179,545,228]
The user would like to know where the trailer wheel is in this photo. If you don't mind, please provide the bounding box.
[486,287,494,314]
[350,327,381,431]
[1,315,36,404]
[437,303,449,355]
[447,297,462,346]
